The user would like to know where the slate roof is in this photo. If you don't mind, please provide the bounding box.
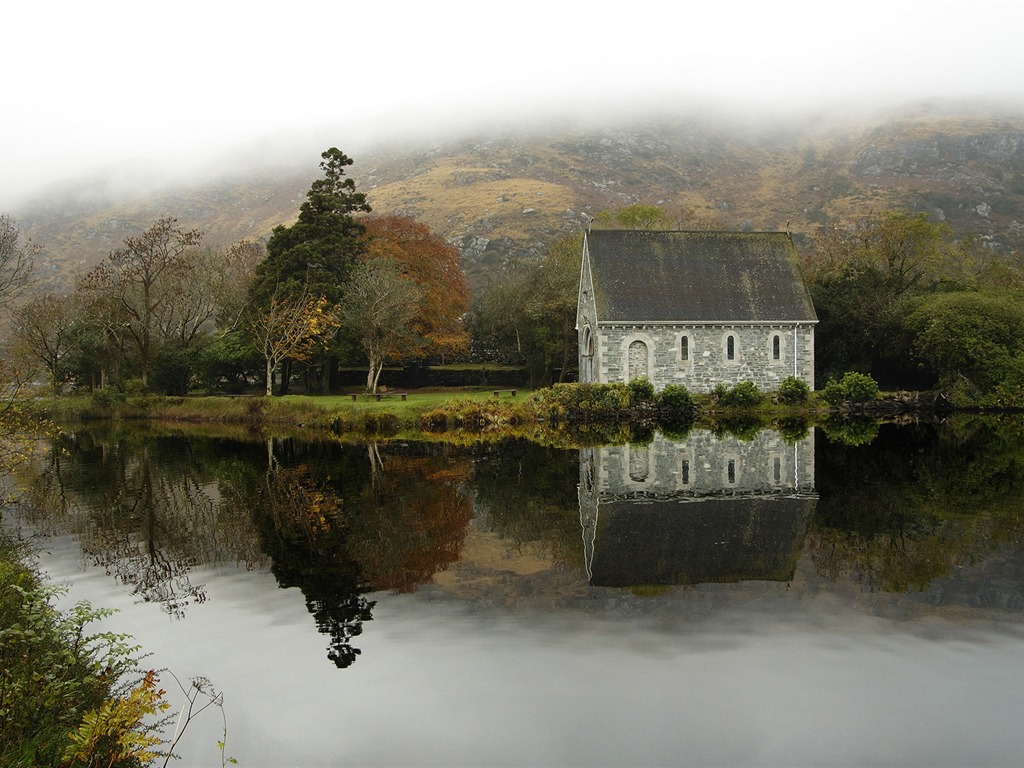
[586,230,817,323]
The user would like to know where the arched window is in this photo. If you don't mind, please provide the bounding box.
[681,459,690,485]
[772,334,781,360]
[581,324,595,382]
[680,335,689,361]
[727,459,736,484]
[726,335,736,361]
[628,340,649,380]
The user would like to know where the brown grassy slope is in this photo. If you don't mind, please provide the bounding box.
[15,108,1024,294]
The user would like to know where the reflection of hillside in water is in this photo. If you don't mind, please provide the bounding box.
[579,431,816,587]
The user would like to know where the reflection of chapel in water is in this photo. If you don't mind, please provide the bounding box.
[579,430,816,587]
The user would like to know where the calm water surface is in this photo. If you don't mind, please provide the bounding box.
[8,417,1024,767]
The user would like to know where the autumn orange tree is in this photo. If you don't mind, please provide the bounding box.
[360,215,470,362]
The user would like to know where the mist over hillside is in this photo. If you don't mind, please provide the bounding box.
[13,101,1024,292]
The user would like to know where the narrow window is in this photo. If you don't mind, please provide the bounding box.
[772,335,781,360]
[726,335,735,361]
[681,459,690,485]
[773,456,782,484]
[680,336,689,361]
[727,459,736,484]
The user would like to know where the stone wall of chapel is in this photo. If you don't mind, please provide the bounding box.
[596,324,814,393]
[591,430,816,499]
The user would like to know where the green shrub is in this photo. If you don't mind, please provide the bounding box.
[123,378,147,396]
[0,531,164,767]
[993,356,1024,408]
[908,291,1024,404]
[90,387,124,409]
[716,381,763,408]
[656,384,696,421]
[824,371,880,405]
[627,376,655,403]
[598,385,631,414]
[529,383,630,422]
[196,331,260,394]
[842,372,880,402]
[777,376,811,405]
[822,379,844,406]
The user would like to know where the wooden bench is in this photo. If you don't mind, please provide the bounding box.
[350,392,408,402]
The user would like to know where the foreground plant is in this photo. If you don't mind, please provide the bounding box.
[62,669,170,766]
[0,562,149,766]
[0,530,233,766]
[163,671,237,768]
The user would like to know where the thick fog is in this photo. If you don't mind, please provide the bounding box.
[4,0,1024,210]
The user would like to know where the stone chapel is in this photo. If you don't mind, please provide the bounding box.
[576,229,817,393]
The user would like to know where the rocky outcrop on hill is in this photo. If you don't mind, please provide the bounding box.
[846,118,1024,249]
[14,103,1024,293]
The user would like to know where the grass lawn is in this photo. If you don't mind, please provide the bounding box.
[279,387,531,417]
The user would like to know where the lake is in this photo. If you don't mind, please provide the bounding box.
[6,416,1024,767]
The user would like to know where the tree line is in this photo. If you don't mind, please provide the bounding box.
[483,202,1024,407]
[3,153,1024,405]
[805,209,1024,406]
[2,149,471,397]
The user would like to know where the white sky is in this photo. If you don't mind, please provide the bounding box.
[4,0,1024,209]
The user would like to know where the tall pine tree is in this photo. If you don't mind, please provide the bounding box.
[250,147,371,304]
[248,148,371,393]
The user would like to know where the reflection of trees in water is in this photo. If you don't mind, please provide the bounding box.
[467,440,582,566]
[15,432,477,668]
[17,433,266,618]
[240,461,375,669]
[234,439,475,667]
[345,443,473,593]
[92,445,215,617]
[811,417,1024,598]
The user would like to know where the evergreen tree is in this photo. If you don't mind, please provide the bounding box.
[251,148,371,304]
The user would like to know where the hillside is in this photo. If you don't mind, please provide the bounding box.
[13,103,1024,293]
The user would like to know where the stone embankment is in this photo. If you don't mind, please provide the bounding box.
[832,391,955,417]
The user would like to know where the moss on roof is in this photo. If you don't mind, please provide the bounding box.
[586,230,817,323]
